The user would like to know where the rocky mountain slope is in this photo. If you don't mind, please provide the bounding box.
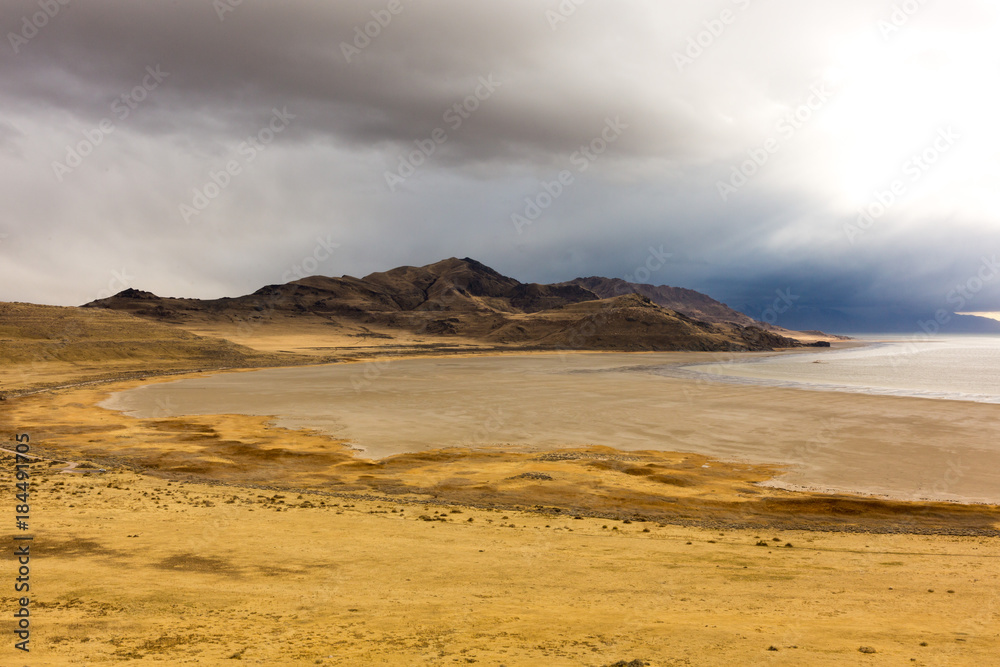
[83,257,806,352]
[565,276,758,327]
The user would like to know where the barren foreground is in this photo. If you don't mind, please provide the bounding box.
[1,456,998,666]
[1,305,998,665]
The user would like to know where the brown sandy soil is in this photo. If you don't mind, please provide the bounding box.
[769,327,852,345]
[1,376,999,665]
[180,318,500,359]
[1,309,998,665]
[0,456,998,665]
[0,303,315,396]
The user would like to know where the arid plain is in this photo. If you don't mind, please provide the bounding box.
[2,301,999,665]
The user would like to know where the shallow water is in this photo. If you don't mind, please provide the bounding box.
[101,350,1000,503]
[673,336,1000,403]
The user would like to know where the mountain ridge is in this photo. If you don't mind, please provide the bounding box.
[563,276,758,327]
[82,257,814,352]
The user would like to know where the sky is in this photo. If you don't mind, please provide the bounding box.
[2,0,999,332]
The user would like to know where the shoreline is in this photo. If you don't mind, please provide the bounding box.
[672,335,1000,406]
[8,342,1000,515]
[75,349,1000,508]
[5,338,1000,663]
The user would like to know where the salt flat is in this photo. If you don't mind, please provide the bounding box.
[102,351,1000,503]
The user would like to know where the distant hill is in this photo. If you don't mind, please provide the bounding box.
[484,293,798,351]
[564,277,758,327]
[0,301,298,395]
[82,257,807,352]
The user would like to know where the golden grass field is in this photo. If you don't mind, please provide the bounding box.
[1,303,998,665]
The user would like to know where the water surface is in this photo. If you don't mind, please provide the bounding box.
[101,349,1000,503]
[674,336,1000,403]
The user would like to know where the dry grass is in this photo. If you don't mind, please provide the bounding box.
[1,455,997,665]
[0,302,315,395]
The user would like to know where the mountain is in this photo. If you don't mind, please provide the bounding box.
[484,293,800,351]
[564,277,759,327]
[360,257,596,313]
[82,257,808,352]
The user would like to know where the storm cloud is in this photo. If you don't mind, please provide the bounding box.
[2,0,999,332]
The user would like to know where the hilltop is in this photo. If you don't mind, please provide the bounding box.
[82,257,811,353]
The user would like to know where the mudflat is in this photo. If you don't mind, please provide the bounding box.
[102,352,1000,503]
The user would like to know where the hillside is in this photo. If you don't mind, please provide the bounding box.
[81,257,807,353]
[0,302,307,395]
[486,294,795,351]
[565,276,758,327]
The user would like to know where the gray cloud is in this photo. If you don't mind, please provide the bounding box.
[2,0,999,332]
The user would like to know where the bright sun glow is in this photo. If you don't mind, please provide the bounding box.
[819,21,1000,223]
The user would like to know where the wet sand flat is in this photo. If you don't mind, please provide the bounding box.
[101,352,1000,503]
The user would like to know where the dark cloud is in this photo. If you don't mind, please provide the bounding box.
[1,0,999,332]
